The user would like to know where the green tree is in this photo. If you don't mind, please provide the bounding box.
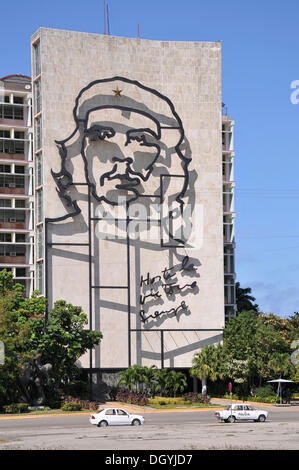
[27,300,102,392]
[268,353,295,379]
[164,370,187,397]
[0,271,102,404]
[118,365,147,393]
[223,310,291,390]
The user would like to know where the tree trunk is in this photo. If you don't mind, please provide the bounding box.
[201,377,207,395]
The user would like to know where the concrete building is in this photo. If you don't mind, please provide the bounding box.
[0,74,34,295]
[30,27,236,390]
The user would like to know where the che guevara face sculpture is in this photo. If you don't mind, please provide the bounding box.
[52,77,191,215]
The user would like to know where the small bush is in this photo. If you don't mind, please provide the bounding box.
[115,390,148,406]
[63,395,100,411]
[61,401,82,412]
[183,393,210,404]
[3,403,29,414]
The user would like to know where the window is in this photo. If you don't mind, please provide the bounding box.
[117,410,127,416]
[105,409,115,415]
[37,189,43,222]
[14,131,24,140]
[36,152,43,186]
[34,41,41,76]
[0,199,12,207]
[15,233,25,243]
[35,80,41,114]
[0,209,25,223]
[15,268,26,278]
[0,130,10,138]
[15,199,26,208]
[0,140,24,155]
[37,261,43,294]
[0,105,23,120]
[0,233,12,242]
[0,165,11,173]
[13,96,24,105]
[37,225,43,259]
[35,117,42,149]
[15,166,25,174]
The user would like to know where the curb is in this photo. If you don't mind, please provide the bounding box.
[0,403,225,420]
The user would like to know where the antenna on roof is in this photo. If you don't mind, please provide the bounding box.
[138,24,140,39]
[103,0,106,35]
[107,2,110,35]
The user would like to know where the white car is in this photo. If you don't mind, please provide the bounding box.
[215,403,268,423]
[89,407,145,427]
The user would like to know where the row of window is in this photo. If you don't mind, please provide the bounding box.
[1,96,24,105]
[0,267,28,278]
[0,105,24,121]
[0,199,27,208]
[0,210,26,223]
[0,130,25,139]
[0,175,25,188]
[0,165,25,174]
[0,245,26,257]
[0,233,26,243]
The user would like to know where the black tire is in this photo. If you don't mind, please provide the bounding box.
[132,419,141,426]
[257,414,266,422]
[227,415,236,423]
[98,420,108,427]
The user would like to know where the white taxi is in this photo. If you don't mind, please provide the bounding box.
[89,407,145,427]
[215,403,268,423]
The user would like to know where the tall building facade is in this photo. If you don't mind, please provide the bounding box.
[0,75,34,295]
[29,27,236,389]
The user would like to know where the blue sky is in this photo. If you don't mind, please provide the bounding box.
[1,0,299,317]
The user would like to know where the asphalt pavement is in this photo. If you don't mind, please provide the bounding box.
[0,399,298,450]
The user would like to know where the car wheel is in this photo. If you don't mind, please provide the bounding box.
[98,420,108,427]
[227,415,236,423]
[132,419,141,426]
[258,414,266,422]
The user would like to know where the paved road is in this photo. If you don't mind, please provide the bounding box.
[0,404,298,450]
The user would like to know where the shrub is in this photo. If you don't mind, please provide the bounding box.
[61,401,82,412]
[248,385,277,404]
[115,390,148,406]
[183,392,210,404]
[63,395,99,411]
[3,403,29,414]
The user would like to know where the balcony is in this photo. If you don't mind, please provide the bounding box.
[0,209,26,229]
[0,244,27,264]
[0,174,27,194]
[0,103,28,127]
[0,138,29,161]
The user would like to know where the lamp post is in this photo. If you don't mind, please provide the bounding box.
[228,381,233,421]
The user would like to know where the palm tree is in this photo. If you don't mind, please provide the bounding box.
[165,370,187,397]
[190,344,224,395]
[118,365,146,392]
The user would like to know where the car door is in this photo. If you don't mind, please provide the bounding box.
[116,408,131,425]
[104,408,118,425]
[244,405,255,420]
[234,405,245,420]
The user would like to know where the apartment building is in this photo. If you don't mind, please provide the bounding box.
[0,75,34,295]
